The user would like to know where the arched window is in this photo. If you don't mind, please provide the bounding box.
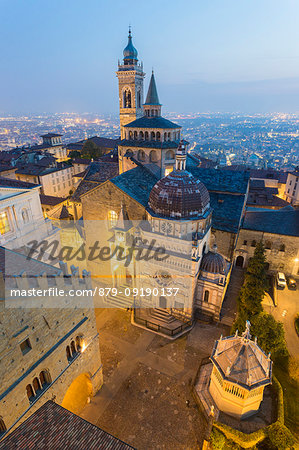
[40,370,51,388]
[123,89,131,108]
[70,341,77,356]
[150,150,157,162]
[151,131,155,141]
[108,210,118,228]
[76,335,83,352]
[138,150,145,161]
[279,244,285,252]
[133,131,137,140]
[168,132,171,141]
[26,384,35,402]
[22,208,29,223]
[139,131,144,140]
[156,132,161,141]
[145,131,149,140]
[204,290,209,302]
[129,131,133,139]
[137,90,141,108]
[165,150,175,160]
[151,109,154,117]
[0,418,6,436]
[251,240,256,247]
[33,377,42,395]
[66,345,72,362]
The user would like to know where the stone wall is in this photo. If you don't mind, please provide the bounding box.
[0,270,103,436]
[235,229,299,275]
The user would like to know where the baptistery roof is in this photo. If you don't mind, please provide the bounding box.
[148,169,210,219]
[201,246,226,274]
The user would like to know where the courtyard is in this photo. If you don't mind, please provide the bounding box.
[80,308,229,449]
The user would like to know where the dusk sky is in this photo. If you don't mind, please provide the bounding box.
[0,0,298,114]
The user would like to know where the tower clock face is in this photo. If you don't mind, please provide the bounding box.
[154,270,172,286]
[161,222,172,234]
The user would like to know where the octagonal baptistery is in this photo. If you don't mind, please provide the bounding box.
[148,169,210,220]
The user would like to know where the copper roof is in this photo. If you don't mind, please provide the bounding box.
[148,169,210,219]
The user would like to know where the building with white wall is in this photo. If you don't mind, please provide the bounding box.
[0,178,57,250]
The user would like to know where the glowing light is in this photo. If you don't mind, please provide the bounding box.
[81,342,87,352]
[295,258,299,263]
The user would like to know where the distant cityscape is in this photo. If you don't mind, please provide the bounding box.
[1,111,298,170]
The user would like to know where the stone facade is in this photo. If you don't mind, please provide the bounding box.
[235,229,299,275]
[0,256,103,438]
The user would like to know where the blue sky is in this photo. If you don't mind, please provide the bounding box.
[0,0,298,113]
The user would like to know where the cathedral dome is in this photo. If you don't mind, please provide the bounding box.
[201,246,226,274]
[148,169,210,219]
[123,29,138,61]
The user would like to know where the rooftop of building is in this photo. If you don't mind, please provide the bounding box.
[0,177,40,190]
[0,401,133,450]
[16,161,71,177]
[186,160,250,195]
[71,160,119,202]
[109,164,247,233]
[210,322,272,389]
[124,116,181,130]
[41,133,62,138]
[39,194,66,206]
[66,136,120,151]
[243,206,299,237]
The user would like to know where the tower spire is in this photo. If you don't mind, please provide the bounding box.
[144,71,160,106]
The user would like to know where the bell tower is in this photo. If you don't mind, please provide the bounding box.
[116,28,145,138]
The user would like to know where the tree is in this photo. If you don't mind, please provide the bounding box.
[81,140,105,160]
[68,150,81,160]
[251,312,288,361]
[234,242,267,331]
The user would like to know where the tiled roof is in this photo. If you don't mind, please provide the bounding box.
[16,161,71,177]
[187,165,250,194]
[111,165,158,207]
[119,139,179,149]
[47,204,71,220]
[0,177,39,189]
[40,194,66,206]
[124,116,181,129]
[0,401,133,450]
[243,207,299,237]
[211,331,272,389]
[0,246,59,277]
[71,161,119,202]
[209,192,245,233]
[67,136,120,151]
[109,166,246,233]
[250,168,289,184]
[0,164,15,173]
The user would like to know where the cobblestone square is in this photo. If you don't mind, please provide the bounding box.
[81,308,229,449]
